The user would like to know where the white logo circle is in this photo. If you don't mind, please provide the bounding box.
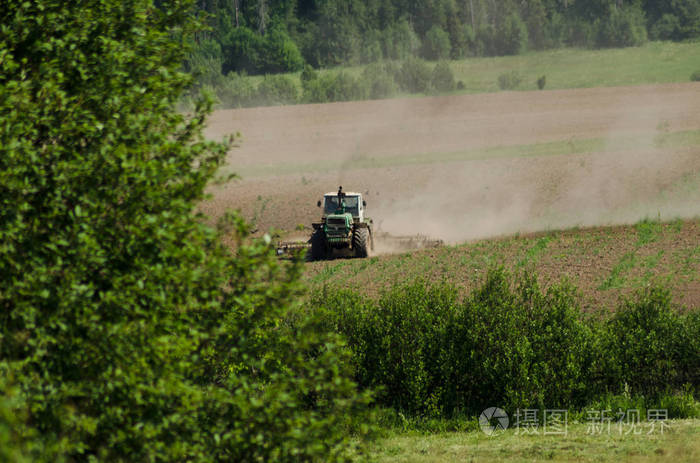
[479,407,509,436]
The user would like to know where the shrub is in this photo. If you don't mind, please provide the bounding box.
[256,74,298,106]
[216,72,256,108]
[301,74,330,103]
[316,282,459,415]
[422,25,452,60]
[448,271,596,413]
[302,72,366,103]
[314,269,599,416]
[311,269,699,419]
[537,75,547,90]
[361,62,398,99]
[397,57,432,93]
[0,374,61,462]
[328,72,366,101]
[300,64,319,84]
[498,71,523,90]
[1,1,367,460]
[430,61,456,92]
[605,287,686,397]
[691,70,700,82]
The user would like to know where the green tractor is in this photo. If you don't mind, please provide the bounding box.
[308,186,374,261]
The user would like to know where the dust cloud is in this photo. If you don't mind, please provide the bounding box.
[205,83,700,245]
[369,87,700,243]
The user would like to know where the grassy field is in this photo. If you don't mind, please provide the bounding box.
[449,41,700,93]
[362,420,699,463]
[240,41,700,99]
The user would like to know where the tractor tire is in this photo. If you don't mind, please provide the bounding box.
[308,229,327,261]
[353,227,369,258]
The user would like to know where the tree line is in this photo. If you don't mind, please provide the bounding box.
[188,0,700,76]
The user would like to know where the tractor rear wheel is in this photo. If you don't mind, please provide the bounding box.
[308,229,327,261]
[353,227,369,258]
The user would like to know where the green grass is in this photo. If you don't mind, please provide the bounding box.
[361,419,700,463]
[599,251,639,290]
[450,41,700,93]
[221,41,700,107]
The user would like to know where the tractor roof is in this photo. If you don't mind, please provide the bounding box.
[324,191,361,197]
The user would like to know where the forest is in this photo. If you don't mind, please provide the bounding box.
[189,0,700,76]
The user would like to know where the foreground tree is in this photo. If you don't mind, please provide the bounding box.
[0,1,367,460]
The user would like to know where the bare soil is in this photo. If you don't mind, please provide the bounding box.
[200,83,700,309]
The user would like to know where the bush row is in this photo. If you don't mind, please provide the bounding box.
[310,268,700,418]
[186,59,459,109]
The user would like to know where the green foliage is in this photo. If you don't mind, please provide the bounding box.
[537,75,547,90]
[301,64,319,84]
[361,62,399,99]
[606,288,699,397]
[450,24,476,58]
[595,5,648,48]
[691,70,700,81]
[422,25,452,60]
[397,58,432,93]
[311,269,699,418]
[315,283,459,415]
[431,61,456,92]
[382,19,422,60]
[262,25,306,73]
[565,18,596,48]
[652,14,682,40]
[221,25,303,75]
[302,71,366,103]
[257,74,299,105]
[361,30,384,64]
[670,0,700,40]
[0,0,367,460]
[496,13,529,55]
[215,72,256,108]
[498,71,524,90]
[0,374,62,462]
[192,0,700,73]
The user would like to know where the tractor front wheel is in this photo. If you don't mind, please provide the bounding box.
[353,227,369,258]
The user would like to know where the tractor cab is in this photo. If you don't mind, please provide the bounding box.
[319,187,365,222]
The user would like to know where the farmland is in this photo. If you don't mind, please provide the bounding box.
[202,81,700,309]
[194,44,700,460]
